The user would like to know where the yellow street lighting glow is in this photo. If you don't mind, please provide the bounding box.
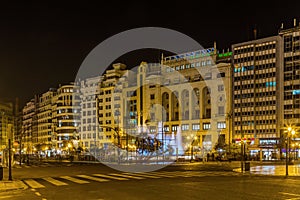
[288,127,292,132]
[292,130,296,135]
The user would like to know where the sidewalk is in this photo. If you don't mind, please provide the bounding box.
[0,180,27,192]
[233,163,300,176]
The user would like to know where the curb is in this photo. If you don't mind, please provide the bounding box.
[0,180,28,193]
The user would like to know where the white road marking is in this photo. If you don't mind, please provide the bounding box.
[35,192,41,196]
[109,173,145,180]
[124,173,161,179]
[43,177,68,186]
[24,179,45,189]
[93,174,129,181]
[60,176,89,184]
[76,175,109,182]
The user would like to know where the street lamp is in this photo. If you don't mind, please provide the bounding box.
[286,127,295,176]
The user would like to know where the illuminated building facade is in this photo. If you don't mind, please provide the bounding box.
[36,88,57,150]
[56,83,80,150]
[232,36,284,159]
[279,24,300,127]
[119,48,232,153]
[22,98,36,155]
[80,76,101,151]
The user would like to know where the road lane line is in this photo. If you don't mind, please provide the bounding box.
[109,173,144,180]
[24,179,45,189]
[35,192,41,196]
[76,175,109,182]
[93,174,129,181]
[145,172,177,178]
[60,176,89,184]
[279,192,300,197]
[43,177,68,186]
[123,173,161,179]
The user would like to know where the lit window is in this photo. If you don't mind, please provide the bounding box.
[217,122,226,129]
[192,124,200,130]
[181,124,189,131]
[203,123,211,130]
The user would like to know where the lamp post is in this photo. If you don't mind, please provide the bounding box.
[286,127,295,176]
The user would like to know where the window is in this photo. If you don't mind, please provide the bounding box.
[105,90,111,94]
[218,106,225,115]
[181,124,189,131]
[192,123,200,130]
[172,125,179,131]
[218,85,224,91]
[84,142,89,147]
[150,94,155,99]
[105,97,111,102]
[217,122,226,129]
[217,72,225,78]
[106,105,111,109]
[203,123,211,130]
[164,126,169,132]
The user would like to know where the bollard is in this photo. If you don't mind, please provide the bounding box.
[0,166,3,180]
[245,161,250,171]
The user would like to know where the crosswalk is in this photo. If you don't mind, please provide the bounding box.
[13,163,74,169]
[22,171,242,189]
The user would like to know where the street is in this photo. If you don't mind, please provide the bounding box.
[2,172,300,200]
[0,162,300,199]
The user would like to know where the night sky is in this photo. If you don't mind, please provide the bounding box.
[0,1,299,107]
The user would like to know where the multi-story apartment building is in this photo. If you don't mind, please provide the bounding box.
[279,21,300,158]
[0,102,15,149]
[21,83,80,156]
[56,83,80,150]
[80,76,101,151]
[36,88,57,152]
[232,36,284,160]
[279,23,300,127]
[97,63,127,150]
[0,101,15,165]
[117,47,232,156]
[22,98,36,154]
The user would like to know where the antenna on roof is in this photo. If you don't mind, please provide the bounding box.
[294,18,297,27]
[253,25,257,40]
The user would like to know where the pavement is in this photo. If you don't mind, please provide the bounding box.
[0,180,27,192]
[234,163,300,176]
[1,160,300,193]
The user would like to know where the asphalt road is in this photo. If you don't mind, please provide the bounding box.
[3,175,300,200]
[1,161,300,200]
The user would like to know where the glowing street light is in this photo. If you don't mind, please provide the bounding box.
[286,127,296,176]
